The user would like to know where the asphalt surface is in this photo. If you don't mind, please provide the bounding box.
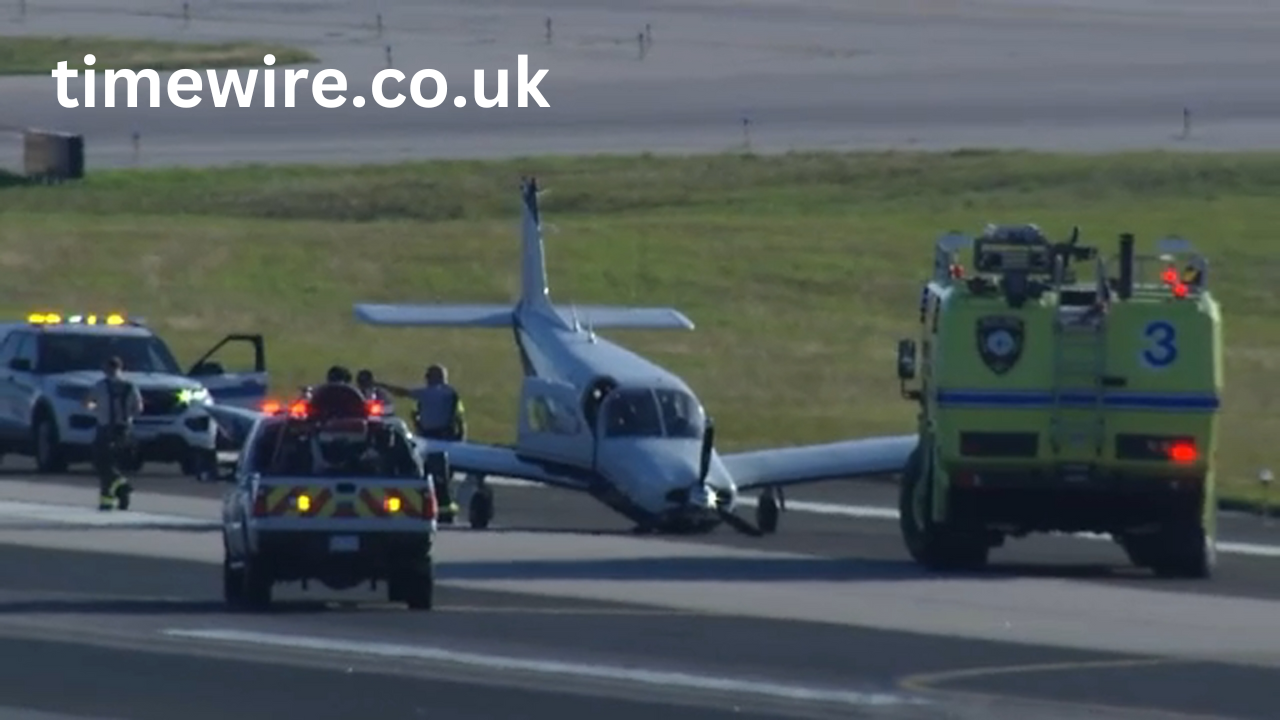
[6,0,1280,168]
[15,460,1280,602]
[2,541,1279,720]
[1,460,1280,718]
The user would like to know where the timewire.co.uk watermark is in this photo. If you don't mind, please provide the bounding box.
[50,53,550,109]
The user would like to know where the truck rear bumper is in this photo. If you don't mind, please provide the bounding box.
[253,531,432,586]
[946,464,1206,534]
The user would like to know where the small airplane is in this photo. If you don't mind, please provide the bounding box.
[346,178,919,537]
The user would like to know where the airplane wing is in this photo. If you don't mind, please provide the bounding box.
[205,402,266,452]
[354,303,513,328]
[721,434,918,492]
[415,439,595,493]
[557,305,695,330]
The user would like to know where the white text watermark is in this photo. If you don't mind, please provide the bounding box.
[50,53,549,109]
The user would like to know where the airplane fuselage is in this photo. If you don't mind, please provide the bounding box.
[510,299,740,531]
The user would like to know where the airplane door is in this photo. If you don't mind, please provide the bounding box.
[515,377,594,468]
[187,334,267,408]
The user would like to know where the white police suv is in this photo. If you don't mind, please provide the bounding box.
[0,312,269,478]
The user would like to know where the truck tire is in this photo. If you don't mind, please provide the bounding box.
[1147,516,1215,579]
[240,557,273,609]
[223,555,244,606]
[394,558,434,610]
[32,410,68,473]
[899,445,989,572]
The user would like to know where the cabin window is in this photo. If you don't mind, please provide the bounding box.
[602,389,664,438]
[526,394,581,435]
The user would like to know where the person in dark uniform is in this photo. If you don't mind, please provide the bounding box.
[86,356,143,510]
[377,364,465,521]
[356,368,395,414]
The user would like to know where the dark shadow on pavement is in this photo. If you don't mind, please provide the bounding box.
[0,597,376,615]
[436,555,1164,583]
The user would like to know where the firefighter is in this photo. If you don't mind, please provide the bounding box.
[86,356,143,511]
[377,364,465,521]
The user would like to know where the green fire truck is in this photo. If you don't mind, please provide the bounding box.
[894,225,1221,578]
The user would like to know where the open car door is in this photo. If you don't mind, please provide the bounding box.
[187,334,268,409]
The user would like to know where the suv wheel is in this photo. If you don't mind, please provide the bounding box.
[33,412,67,473]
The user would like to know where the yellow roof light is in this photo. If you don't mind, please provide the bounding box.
[27,312,129,326]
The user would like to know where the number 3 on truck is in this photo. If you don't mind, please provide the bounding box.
[1141,321,1177,368]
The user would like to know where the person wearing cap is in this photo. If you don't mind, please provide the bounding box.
[377,364,466,521]
[325,365,353,384]
[85,356,143,510]
[355,368,395,415]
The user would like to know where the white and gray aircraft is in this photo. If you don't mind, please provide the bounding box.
[348,178,919,537]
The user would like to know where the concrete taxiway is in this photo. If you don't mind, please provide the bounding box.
[6,0,1280,168]
[1,465,1279,719]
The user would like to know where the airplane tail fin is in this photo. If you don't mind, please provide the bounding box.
[520,177,552,310]
[353,178,695,331]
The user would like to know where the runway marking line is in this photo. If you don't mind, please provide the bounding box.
[439,605,704,616]
[162,628,928,708]
[898,657,1225,720]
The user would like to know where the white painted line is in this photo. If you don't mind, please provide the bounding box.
[0,500,218,529]
[162,628,923,707]
[474,477,1280,559]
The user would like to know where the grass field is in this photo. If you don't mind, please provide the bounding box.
[0,150,1276,507]
[0,36,314,75]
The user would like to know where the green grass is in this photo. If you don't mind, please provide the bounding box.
[0,36,315,75]
[0,150,1277,508]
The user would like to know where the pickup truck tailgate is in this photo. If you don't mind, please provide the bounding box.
[251,477,436,532]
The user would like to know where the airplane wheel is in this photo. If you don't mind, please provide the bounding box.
[469,488,494,529]
[756,493,779,534]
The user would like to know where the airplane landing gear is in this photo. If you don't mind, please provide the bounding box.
[756,486,783,534]
[468,475,494,529]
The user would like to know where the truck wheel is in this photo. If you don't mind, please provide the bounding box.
[32,411,68,473]
[398,560,434,610]
[1148,521,1215,579]
[240,558,273,609]
[899,446,989,572]
[223,556,245,606]
[1118,533,1156,569]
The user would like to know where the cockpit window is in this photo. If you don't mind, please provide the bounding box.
[655,388,704,438]
[601,387,705,439]
[602,388,664,438]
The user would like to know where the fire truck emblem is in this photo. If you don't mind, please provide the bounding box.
[976,315,1024,375]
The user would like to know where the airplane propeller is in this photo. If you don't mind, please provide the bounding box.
[697,420,765,537]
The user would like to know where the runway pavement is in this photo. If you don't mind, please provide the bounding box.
[1,463,1280,718]
[7,0,1280,168]
[0,534,1277,720]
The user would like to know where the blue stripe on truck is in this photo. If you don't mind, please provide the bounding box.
[936,390,1219,411]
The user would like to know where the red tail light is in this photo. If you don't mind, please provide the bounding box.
[1168,441,1197,464]
[367,400,384,416]
[252,487,270,517]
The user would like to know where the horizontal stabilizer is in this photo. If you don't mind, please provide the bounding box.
[354,303,513,328]
[558,305,694,330]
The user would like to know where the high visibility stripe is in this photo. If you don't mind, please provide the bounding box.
[257,484,432,519]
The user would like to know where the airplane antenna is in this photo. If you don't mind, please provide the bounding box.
[570,304,581,331]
